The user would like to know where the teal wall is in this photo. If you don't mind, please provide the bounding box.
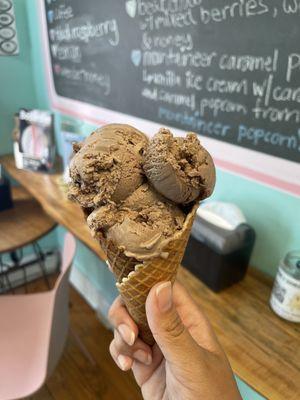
[236,378,265,400]
[0,0,38,155]
[211,170,300,276]
[56,226,118,305]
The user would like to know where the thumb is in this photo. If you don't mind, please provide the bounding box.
[145,281,200,364]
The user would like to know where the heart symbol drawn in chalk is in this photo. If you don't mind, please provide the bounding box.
[131,49,142,67]
[126,0,137,18]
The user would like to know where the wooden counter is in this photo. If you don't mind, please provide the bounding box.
[1,154,300,399]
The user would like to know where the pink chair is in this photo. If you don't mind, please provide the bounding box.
[0,232,76,400]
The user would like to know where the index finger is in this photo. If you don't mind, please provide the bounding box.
[108,296,139,344]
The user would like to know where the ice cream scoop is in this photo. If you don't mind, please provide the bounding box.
[143,128,215,204]
[68,124,148,208]
[87,184,185,260]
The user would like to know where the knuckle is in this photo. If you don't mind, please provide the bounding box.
[108,297,125,325]
[163,312,185,339]
[114,331,131,355]
[118,342,128,354]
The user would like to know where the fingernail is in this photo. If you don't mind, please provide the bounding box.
[118,324,135,346]
[156,281,172,312]
[133,350,152,365]
[117,354,131,371]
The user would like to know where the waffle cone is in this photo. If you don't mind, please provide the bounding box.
[100,203,198,345]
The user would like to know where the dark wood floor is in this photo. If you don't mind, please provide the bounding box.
[14,276,143,400]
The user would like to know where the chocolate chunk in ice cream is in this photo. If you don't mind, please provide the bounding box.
[87,184,185,260]
[143,128,216,204]
[68,124,148,208]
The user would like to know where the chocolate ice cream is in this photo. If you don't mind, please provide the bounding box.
[68,124,216,256]
[87,184,185,259]
[68,124,148,208]
[143,128,215,204]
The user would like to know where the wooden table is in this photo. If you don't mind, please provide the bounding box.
[1,154,300,400]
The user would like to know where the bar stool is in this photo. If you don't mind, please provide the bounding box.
[0,186,57,292]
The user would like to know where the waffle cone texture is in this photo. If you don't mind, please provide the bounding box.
[99,203,198,345]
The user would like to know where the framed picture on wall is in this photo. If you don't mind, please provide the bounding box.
[14,109,55,172]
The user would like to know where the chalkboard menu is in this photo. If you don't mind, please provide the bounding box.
[44,0,300,164]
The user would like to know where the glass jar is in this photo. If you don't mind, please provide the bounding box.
[270,250,300,322]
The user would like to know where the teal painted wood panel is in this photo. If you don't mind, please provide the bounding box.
[0,1,39,155]
[211,168,300,277]
[236,377,266,400]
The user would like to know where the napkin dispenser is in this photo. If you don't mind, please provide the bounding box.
[182,203,255,292]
